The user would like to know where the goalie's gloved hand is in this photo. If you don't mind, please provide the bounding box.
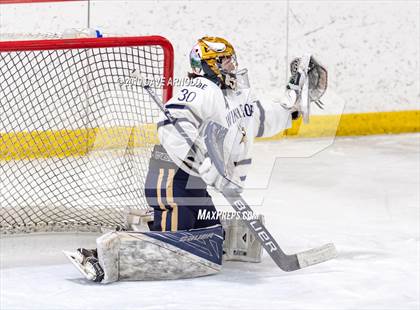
[199,157,224,191]
[198,157,242,194]
[282,58,307,111]
[287,57,306,93]
[283,56,328,114]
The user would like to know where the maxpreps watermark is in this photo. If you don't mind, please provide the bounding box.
[197,210,259,221]
[118,69,203,89]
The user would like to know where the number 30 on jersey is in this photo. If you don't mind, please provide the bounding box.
[178,89,196,102]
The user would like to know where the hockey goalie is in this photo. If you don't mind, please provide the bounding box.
[65,36,328,283]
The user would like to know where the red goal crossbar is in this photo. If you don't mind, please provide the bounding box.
[0,35,174,101]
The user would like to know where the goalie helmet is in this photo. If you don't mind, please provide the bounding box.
[189,37,238,89]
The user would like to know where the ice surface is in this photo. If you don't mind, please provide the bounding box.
[1,134,419,310]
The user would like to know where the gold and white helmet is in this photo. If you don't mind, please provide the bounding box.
[189,37,238,89]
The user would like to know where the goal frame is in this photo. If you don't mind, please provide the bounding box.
[0,35,174,233]
[0,35,174,101]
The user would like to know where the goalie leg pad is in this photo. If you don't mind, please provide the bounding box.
[221,214,264,263]
[96,225,223,283]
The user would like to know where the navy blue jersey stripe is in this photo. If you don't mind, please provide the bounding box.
[166,104,203,124]
[234,158,252,166]
[254,100,265,137]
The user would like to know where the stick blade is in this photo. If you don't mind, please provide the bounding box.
[297,243,337,269]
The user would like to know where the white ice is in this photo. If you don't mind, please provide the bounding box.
[1,134,419,310]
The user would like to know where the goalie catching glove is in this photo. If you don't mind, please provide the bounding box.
[198,157,242,193]
[283,54,328,123]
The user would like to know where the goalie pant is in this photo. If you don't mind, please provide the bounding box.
[144,144,220,232]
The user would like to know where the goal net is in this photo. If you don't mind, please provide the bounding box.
[0,36,174,233]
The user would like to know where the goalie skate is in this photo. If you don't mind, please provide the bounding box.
[63,249,104,282]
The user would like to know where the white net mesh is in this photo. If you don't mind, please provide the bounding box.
[0,36,173,233]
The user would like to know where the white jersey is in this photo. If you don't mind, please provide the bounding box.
[157,75,292,186]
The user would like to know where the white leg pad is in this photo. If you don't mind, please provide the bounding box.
[96,226,223,283]
[221,215,264,263]
[96,232,120,283]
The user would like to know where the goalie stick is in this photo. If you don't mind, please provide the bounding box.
[144,85,337,271]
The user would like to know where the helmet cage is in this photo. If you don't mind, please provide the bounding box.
[189,37,238,89]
